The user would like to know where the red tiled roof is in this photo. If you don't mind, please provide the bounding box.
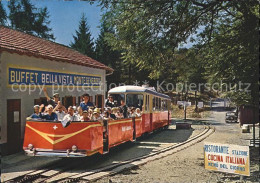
[0,26,113,74]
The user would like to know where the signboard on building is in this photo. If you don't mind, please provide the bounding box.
[204,142,250,176]
[8,65,102,87]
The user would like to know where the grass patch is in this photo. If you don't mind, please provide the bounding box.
[171,104,211,119]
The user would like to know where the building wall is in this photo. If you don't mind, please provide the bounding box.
[0,51,106,144]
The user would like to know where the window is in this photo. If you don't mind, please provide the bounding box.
[165,100,169,110]
[110,94,125,107]
[145,95,150,112]
[153,96,156,110]
[156,97,159,110]
[126,94,143,110]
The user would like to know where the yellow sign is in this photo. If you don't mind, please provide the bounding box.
[204,142,250,176]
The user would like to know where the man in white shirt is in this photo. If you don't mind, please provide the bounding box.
[55,106,66,121]
[61,106,79,127]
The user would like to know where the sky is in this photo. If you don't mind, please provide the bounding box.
[2,0,103,46]
[2,0,193,48]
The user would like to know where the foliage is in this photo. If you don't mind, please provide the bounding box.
[0,1,7,25]
[223,91,252,107]
[7,0,54,40]
[95,20,124,85]
[95,18,153,87]
[34,7,55,40]
[199,0,259,106]
[70,14,95,58]
[98,0,259,106]
[174,48,206,91]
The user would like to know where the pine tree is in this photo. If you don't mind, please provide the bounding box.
[70,14,95,58]
[95,21,126,85]
[8,0,54,40]
[8,0,36,34]
[0,1,7,25]
[34,7,55,40]
[95,21,152,86]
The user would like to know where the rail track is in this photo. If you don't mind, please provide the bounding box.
[5,125,214,183]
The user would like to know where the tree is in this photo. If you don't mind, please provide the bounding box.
[8,0,54,40]
[99,0,259,105]
[9,0,36,34]
[173,48,206,109]
[33,7,55,40]
[95,20,124,86]
[199,1,259,106]
[0,1,7,25]
[95,19,152,87]
[70,14,95,58]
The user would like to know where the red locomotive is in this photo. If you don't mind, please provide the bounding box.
[23,86,171,157]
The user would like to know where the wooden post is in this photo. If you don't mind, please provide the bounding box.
[239,175,243,182]
[184,104,187,120]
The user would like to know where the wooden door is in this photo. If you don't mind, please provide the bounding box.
[7,99,21,154]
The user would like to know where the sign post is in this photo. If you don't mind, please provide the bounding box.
[204,142,250,177]
[177,101,191,120]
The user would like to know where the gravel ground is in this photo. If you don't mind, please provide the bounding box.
[96,108,259,183]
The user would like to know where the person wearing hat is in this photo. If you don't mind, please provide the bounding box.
[80,93,94,111]
[27,105,41,119]
[81,110,90,122]
[43,87,60,108]
[93,108,102,122]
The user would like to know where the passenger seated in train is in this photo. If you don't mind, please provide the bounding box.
[76,106,83,118]
[112,107,123,119]
[27,105,41,120]
[80,110,90,122]
[105,95,115,108]
[53,101,67,121]
[61,106,80,127]
[39,104,58,121]
[119,99,127,118]
[103,110,111,120]
[135,108,142,117]
[80,93,94,111]
[92,108,103,122]
[88,108,94,120]
[106,107,116,120]
[128,107,136,118]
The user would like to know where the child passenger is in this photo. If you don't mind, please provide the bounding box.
[81,110,90,122]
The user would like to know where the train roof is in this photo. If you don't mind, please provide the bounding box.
[108,85,171,99]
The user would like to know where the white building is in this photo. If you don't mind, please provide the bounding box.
[0,26,113,155]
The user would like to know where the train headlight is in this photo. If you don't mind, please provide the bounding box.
[71,145,77,152]
[28,144,34,150]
